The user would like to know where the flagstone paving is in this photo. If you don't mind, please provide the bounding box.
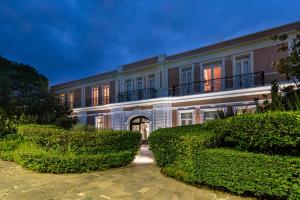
[0,147,255,200]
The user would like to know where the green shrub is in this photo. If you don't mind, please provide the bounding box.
[18,124,141,154]
[164,148,300,200]
[14,144,135,173]
[0,134,23,161]
[148,125,220,167]
[211,112,300,155]
[0,112,16,137]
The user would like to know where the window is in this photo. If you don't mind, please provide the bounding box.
[148,75,155,89]
[103,85,110,104]
[68,92,74,108]
[93,87,99,106]
[125,79,132,92]
[236,105,256,114]
[95,116,104,129]
[203,63,222,92]
[136,77,143,90]
[181,67,193,94]
[234,56,251,88]
[203,110,219,122]
[59,93,65,104]
[181,112,193,125]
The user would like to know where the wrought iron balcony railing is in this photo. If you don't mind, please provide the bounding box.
[65,71,265,108]
[172,71,265,96]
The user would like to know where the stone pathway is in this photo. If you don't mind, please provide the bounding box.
[0,146,255,200]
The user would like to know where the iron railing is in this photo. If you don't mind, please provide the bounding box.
[66,71,265,108]
[172,71,264,96]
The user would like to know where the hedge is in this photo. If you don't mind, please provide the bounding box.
[148,125,220,167]
[164,148,300,200]
[202,111,300,155]
[0,124,141,173]
[14,144,136,173]
[18,124,141,154]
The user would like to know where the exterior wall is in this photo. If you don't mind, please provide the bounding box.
[168,67,179,88]
[74,88,81,105]
[253,45,287,82]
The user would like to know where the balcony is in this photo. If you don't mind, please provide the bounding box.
[68,71,265,109]
[172,71,265,96]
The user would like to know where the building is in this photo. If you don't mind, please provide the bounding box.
[50,21,300,140]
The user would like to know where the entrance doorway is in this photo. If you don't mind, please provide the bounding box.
[130,116,150,143]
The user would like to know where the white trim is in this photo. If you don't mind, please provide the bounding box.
[177,109,196,126]
[73,85,275,112]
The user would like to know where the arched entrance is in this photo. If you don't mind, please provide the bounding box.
[130,116,150,143]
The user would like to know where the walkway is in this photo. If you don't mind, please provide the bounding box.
[0,147,255,200]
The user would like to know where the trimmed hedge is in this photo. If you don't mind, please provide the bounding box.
[14,144,135,173]
[18,124,141,154]
[202,111,300,155]
[0,124,141,173]
[148,125,220,167]
[164,148,300,200]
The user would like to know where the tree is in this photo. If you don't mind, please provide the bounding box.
[0,56,76,128]
[272,32,300,85]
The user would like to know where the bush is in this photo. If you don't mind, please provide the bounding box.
[14,144,135,173]
[0,124,141,173]
[148,125,220,167]
[18,124,141,154]
[0,110,16,137]
[208,112,300,155]
[164,148,300,200]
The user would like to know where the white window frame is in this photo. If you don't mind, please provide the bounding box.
[201,59,224,91]
[125,79,132,92]
[95,115,104,129]
[177,109,196,126]
[148,74,155,89]
[201,107,225,123]
[232,52,253,76]
[179,65,194,85]
[234,105,257,114]
[136,76,144,90]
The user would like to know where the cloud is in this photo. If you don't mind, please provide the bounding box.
[0,0,299,85]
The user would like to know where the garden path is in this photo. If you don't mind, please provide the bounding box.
[0,147,255,200]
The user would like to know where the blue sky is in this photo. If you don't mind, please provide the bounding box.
[0,0,300,85]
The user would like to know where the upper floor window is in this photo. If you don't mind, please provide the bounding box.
[95,116,104,129]
[136,77,143,90]
[181,67,193,94]
[125,79,132,92]
[148,75,155,89]
[103,85,110,104]
[59,93,65,104]
[203,63,222,92]
[93,87,99,106]
[68,92,74,109]
[234,56,251,88]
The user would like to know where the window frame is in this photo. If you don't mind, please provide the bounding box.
[177,109,196,126]
[95,115,104,129]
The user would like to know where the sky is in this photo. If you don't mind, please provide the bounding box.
[0,0,300,86]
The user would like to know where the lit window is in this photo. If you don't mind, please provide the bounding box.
[95,116,104,129]
[93,87,99,106]
[203,63,221,92]
[68,92,74,108]
[203,110,219,121]
[103,85,110,104]
[59,93,65,104]
[181,112,193,125]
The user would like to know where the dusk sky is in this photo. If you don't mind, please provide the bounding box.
[0,0,300,86]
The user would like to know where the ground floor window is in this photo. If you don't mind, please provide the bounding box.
[235,105,256,114]
[181,112,193,125]
[95,116,104,129]
[203,110,219,121]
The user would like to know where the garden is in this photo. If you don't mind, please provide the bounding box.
[148,111,300,200]
[0,124,141,173]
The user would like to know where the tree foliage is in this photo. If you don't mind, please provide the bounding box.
[0,56,76,128]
